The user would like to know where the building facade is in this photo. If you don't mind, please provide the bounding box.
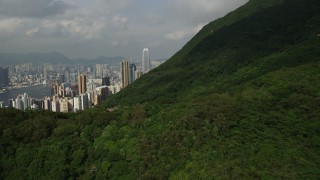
[78,73,87,95]
[142,48,150,73]
[129,63,136,84]
[120,60,129,89]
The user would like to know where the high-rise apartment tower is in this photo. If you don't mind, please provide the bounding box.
[78,73,87,95]
[120,60,129,89]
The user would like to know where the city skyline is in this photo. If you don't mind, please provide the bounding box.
[0,0,248,59]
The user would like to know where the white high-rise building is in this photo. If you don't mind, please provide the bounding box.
[43,98,51,111]
[73,96,82,112]
[22,93,29,111]
[142,48,150,73]
[81,93,89,110]
[51,100,59,112]
[43,67,48,84]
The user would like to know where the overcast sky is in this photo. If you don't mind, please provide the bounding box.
[0,0,248,59]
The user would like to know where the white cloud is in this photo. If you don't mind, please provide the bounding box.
[0,0,248,59]
[165,24,204,40]
[0,18,24,33]
[111,15,128,30]
[25,18,107,39]
[167,0,248,25]
[0,0,71,18]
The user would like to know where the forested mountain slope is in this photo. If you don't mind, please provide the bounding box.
[1,0,320,179]
[108,0,320,105]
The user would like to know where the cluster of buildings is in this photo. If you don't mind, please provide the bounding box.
[8,73,118,112]
[1,48,164,112]
[120,48,151,88]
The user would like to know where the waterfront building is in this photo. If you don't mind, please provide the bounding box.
[15,97,24,111]
[32,99,43,110]
[9,99,14,108]
[59,99,69,113]
[51,100,59,112]
[22,93,30,111]
[43,98,51,111]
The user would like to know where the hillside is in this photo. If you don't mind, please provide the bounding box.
[1,0,320,179]
[108,0,320,105]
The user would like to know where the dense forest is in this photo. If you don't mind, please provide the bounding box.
[1,0,320,179]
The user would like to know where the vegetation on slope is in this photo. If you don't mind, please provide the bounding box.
[110,0,320,105]
[1,0,320,179]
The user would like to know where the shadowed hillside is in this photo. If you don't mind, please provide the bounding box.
[107,0,320,106]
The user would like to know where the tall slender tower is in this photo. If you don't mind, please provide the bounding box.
[78,73,87,95]
[142,48,150,73]
[120,60,129,89]
[43,67,48,83]
[129,63,136,84]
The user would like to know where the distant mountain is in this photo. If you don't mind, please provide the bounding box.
[71,56,125,67]
[0,52,69,65]
[0,52,125,67]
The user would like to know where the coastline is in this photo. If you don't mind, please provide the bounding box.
[0,85,51,106]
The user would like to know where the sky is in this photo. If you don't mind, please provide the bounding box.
[0,0,248,59]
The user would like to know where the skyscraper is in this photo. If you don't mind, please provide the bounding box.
[142,48,150,73]
[129,63,136,84]
[22,93,30,111]
[120,60,129,89]
[78,73,87,95]
[96,64,104,78]
[43,67,48,82]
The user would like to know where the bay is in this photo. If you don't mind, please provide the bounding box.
[0,86,51,106]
